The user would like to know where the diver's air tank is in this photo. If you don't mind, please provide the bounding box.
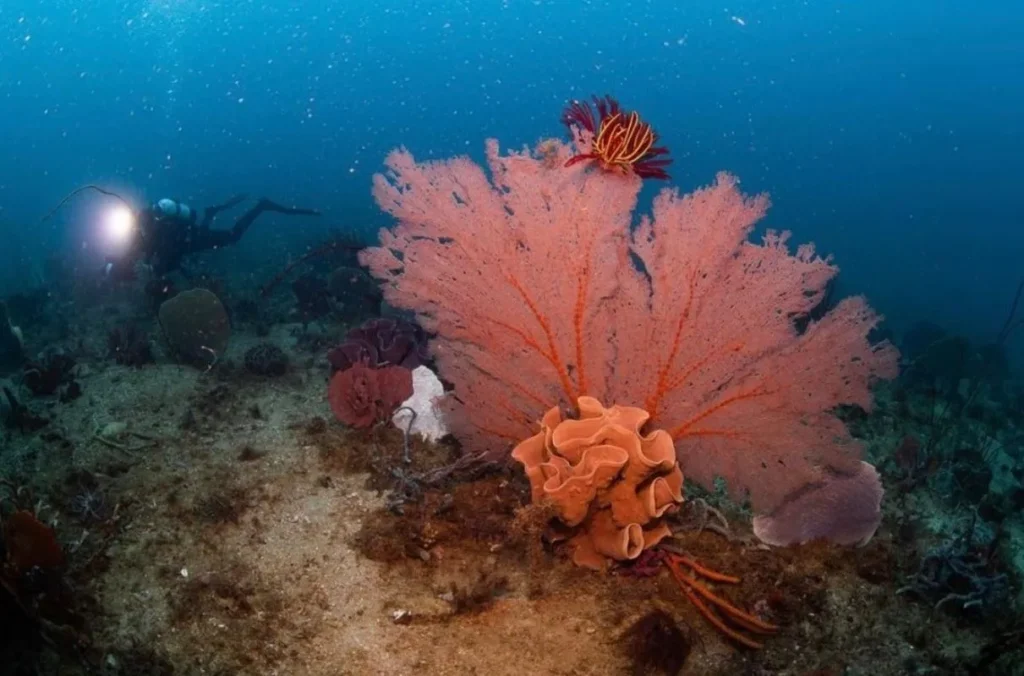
[154,198,195,223]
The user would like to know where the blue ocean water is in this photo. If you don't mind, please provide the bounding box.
[1,0,1021,358]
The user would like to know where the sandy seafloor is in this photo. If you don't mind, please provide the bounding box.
[2,310,1022,676]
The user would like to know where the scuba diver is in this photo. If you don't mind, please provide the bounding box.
[105,194,320,279]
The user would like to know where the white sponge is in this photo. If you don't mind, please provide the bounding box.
[392,365,448,442]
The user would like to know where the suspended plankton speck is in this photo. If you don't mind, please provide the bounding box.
[731,16,746,26]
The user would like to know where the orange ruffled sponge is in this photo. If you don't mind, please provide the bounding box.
[512,396,684,570]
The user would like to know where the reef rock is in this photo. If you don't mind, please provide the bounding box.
[0,300,24,373]
[0,379,12,424]
[158,289,231,368]
[512,396,684,570]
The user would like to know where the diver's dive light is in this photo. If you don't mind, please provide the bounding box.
[103,204,137,247]
[37,184,138,252]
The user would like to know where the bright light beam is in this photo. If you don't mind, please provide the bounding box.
[105,204,137,246]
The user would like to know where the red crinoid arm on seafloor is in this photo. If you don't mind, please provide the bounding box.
[663,551,778,649]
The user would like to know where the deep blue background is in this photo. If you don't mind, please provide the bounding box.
[1,1,1021,356]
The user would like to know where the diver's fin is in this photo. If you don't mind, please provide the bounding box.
[256,198,320,217]
[220,193,249,210]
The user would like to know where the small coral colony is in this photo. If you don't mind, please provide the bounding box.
[325,95,898,648]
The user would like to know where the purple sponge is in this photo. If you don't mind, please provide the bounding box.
[752,461,883,547]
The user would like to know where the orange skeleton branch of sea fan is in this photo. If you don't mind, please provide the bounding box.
[561,95,673,180]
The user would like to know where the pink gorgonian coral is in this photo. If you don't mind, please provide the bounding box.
[359,133,898,516]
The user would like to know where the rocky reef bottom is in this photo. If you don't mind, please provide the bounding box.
[1,318,1022,676]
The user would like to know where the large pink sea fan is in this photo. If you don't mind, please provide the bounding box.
[360,137,899,514]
